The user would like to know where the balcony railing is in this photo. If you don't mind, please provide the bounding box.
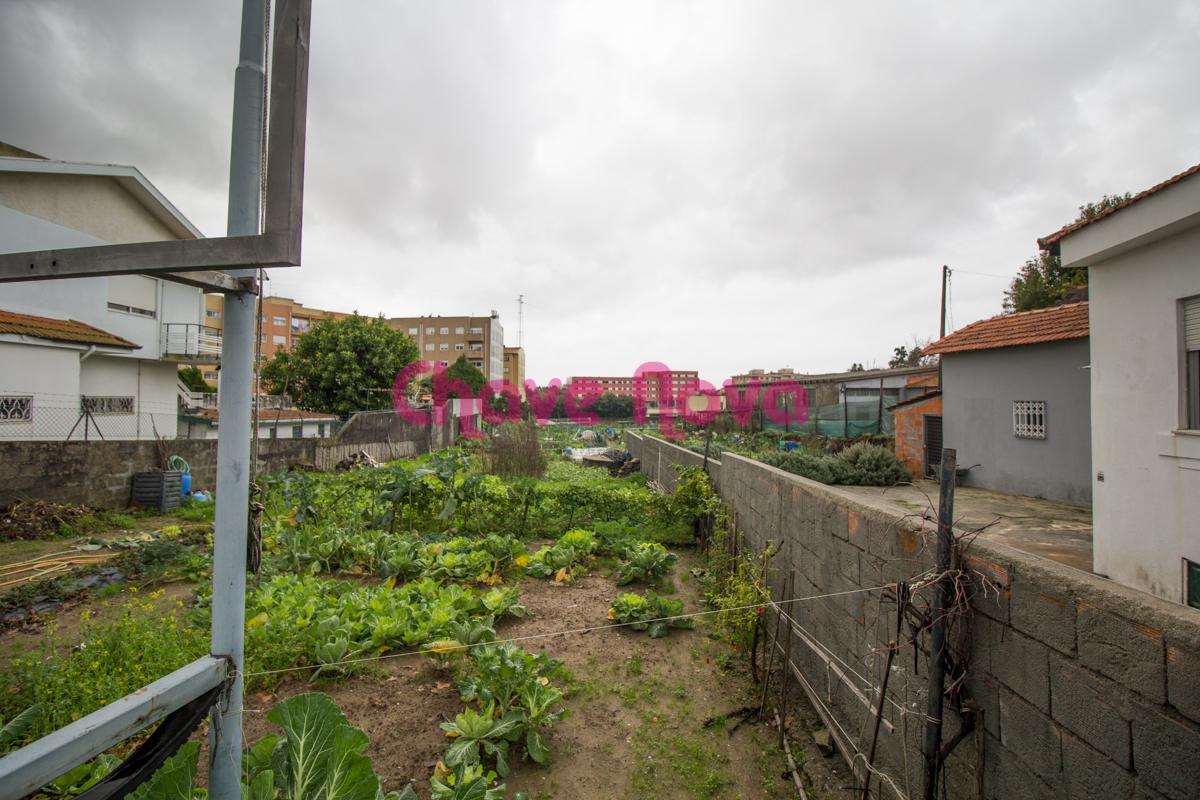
[161,323,222,360]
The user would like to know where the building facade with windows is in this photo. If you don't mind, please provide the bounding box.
[924,302,1092,506]
[0,146,209,440]
[503,346,526,399]
[385,312,505,383]
[568,370,700,414]
[1040,161,1200,607]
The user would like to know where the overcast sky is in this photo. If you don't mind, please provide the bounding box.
[2,1,1198,385]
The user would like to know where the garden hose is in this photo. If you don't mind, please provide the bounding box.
[166,455,190,473]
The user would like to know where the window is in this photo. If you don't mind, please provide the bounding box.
[1187,559,1200,610]
[272,335,287,345]
[455,343,465,351]
[426,327,435,335]
[408,327,418,335]
[268,426,277,439]
[440,326,449,335]
[206,309,222,319]
[439,343,449,351]
[0,396,32,422]
[1185,296,1200,429]
[469,327,483,335]
[439,360,448,367]
[292,425,303,438]
[318,423,326,437]
[291,317,310,333]
[455,326,464,334]
[107,275,157,318]
[1013,400,1046,439]
[272,316,287,326]
[203,371,218,381]
[82,396,134,415]
[425,343,435,351]
[470,343,482,351]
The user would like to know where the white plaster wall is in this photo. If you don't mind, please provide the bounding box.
[0,173,177,243]
[0,341,82,439]
[1089,223,1200,603]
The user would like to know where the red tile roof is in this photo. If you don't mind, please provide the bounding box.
[1037,162,1200,249]
[924,302,1088,355]
[0,308,139,349]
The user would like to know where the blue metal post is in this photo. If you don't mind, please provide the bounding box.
[209,0,266,796]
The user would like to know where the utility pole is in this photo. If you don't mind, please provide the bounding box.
[210,0,265,795]
[516,293,525,348]
[940,265,950,339]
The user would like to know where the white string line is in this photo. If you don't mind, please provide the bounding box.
[770,601,932,723]
[241,583,895,678]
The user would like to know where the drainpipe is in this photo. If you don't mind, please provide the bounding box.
[79,345,98,362]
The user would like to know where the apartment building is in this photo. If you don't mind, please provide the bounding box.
[569,370,700,412]
[196,295,349,384]
[503,346,526,399]
[386,312,505,383]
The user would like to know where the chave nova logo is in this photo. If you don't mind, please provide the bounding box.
[391,360,808,440]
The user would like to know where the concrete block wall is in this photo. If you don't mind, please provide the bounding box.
[626,432,1200,800]
[0,412,470,510]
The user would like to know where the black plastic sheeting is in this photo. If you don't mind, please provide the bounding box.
[72,684,223,800]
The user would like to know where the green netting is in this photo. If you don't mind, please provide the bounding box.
[761,402,894,436]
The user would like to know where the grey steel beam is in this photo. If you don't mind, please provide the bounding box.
[264,0,311,265]
[0,655,228,800]
[0,233,294,284]
[0,0,311,287]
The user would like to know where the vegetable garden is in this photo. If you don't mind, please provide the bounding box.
[0,427,845,799]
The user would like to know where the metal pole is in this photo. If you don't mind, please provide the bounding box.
[922,447,956,800]
[210,0,266,796]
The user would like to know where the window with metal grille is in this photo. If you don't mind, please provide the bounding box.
[1184,296,1200,429]
[82,396,134,415]
[1013,400,1046,439]
[0,395,32,422]
[291,425,303,438]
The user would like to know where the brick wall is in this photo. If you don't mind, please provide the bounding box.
[626,432,1200,800]
[0,411,469,509]
[893,394,941,479]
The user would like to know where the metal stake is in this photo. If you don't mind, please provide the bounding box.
[922,448,956,800]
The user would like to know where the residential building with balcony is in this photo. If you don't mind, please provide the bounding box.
[385,311,505,383]
[0,144,209,440]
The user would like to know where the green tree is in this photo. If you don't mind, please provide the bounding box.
[178,366,215,393]
[260,314,418,415]
[848,362,865,372]
[594,392,634,419]
[1007,192,1132,312]
[445,355,487,394]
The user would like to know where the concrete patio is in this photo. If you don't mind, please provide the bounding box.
[840,479,1094,573]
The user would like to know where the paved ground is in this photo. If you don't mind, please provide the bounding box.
[839,479,1094,573]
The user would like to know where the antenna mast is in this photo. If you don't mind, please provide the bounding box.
[516,293,525,348]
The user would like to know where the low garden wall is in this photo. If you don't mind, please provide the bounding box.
[626,432,1200,800]
[0,411,466,510]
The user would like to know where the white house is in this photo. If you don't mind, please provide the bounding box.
[1040,161,1200,608]
[0,144,216,440]
[179,407,340,440]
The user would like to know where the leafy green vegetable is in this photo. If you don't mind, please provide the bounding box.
[609,591,693,639]
[615,542,678,585]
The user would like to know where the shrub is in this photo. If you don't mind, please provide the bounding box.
[837,441,911,485]
[488,422,547,479]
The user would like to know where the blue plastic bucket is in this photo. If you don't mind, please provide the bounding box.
[181,472,192,496]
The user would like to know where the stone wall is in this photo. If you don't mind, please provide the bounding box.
[626,432,1200,800]
[0,411,468,509]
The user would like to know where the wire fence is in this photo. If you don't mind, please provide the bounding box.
[0,390,180,441]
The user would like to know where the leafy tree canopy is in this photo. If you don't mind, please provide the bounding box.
[1005,192,1131,313]
[178,365,215,393]
[445,355,487,394]
[594,392,634,419]
[847,363,865,372]
[260,313,418,415]
[888,339,934,368]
